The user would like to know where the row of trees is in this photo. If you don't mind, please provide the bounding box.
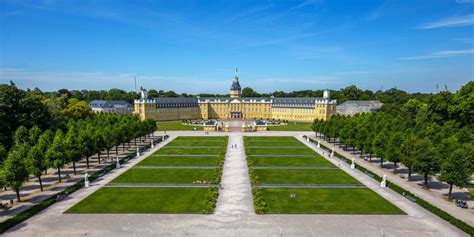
[312,81,474,198]
[0,113,156,202]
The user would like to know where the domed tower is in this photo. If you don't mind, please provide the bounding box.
[230,68,241,98]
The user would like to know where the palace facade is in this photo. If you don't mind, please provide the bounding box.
[134,73,337,122]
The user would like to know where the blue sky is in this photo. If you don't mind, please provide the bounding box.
[0,0,473,94]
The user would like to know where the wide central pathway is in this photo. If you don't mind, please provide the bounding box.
[215,133,255,217]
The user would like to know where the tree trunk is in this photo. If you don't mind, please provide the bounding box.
[448,183,453,199]
[360,149,363,157]
[393,162,397,173]
[73,161,76,175]
[15,188,21,202]
[408,167,412,181]
[424,173,428,187]
[97,153,101,164]
[107,149,110,160]
[128,142,131,148]
[369,153,372,161]
[116,146,118,154]
[38,176,43,191]
[134,138,137,146]
[380,158,384,168]
[86,156,90,169]
[57,168,61,182]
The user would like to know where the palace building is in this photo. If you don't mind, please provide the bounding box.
[134,72,337,122]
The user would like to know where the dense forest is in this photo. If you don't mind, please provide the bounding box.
[16,82,433,105]
[312,81,474,197]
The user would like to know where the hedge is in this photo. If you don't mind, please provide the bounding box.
[0,136,164,234]
[306,136,474,236]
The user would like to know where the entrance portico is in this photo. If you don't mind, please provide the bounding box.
[230,112,242,119]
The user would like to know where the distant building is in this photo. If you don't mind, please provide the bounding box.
[89,100,133,114]
[134,69,337,122]
[336,100,383,116]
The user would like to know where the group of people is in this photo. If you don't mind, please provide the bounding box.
[455,199,469,209]
[231,144,238,149]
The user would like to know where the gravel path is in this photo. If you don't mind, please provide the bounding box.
[214,133,255,217]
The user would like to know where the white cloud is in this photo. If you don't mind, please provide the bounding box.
[398,49,474,60]
[418,14,474,29]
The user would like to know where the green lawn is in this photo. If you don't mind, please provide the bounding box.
[155,147,226,155]
[139,156,223,166]
[245,141,305,147]
[111,168,221,183]
[248,156,334,167]
[267,122,313,131]
[156,121,204,131]
[66,187,210,214]
[173,136,227,141]
[244,136,300,141]
[167,140,227,147]
[257,188,405,214]
[252,169,360,184]
[246,147,317,155]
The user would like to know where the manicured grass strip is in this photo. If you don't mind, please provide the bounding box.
[173,136,227,141]
[245,147,317,155]
[66,187,210,214]
[156,121,204,131]
[138,156,222,166]
[166,140,227,147]
[245,141,306,147]
[266,122,313,131]
[244,136,299,141]
[257,188,405,214]
[111,168,222,183]
[248,156,334,167]
[252,169,360,184]
[155,147,226,155]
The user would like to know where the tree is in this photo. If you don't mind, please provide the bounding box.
[28,126,42,146]
[438,146,473,198]
[64,123,82,175]
[412,139,438,187]
[0,144,6,164]
[45,130,67,182]
[385,132,404,173]
[4,149,29,201]
[37,129,53,174]
[400,136,417,180]
[63,99,93,120]
[242,87,259,97]
[27,145,46,191]
[13,126,29,147]
[372,131,388,167]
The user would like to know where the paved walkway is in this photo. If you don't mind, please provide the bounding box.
[4,131,468,237]
[309,134,474,227]
[214,133,255,217]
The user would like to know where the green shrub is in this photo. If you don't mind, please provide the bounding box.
[203,187,219,214]
[252,188,266,214]
[248,168,260,184]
